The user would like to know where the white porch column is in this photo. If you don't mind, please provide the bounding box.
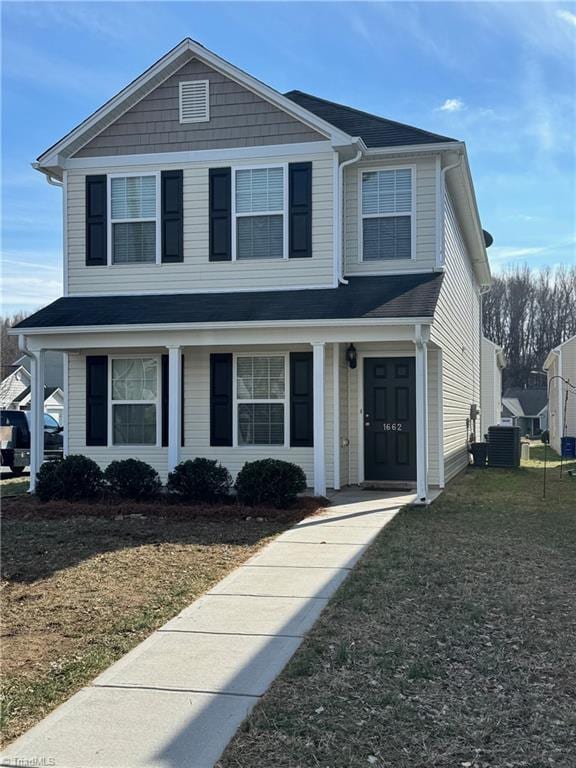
[167,346,182,472]
[312,341,326,497]
[332,342,341,491]
[415,338,429,503]
[29,349,45,492]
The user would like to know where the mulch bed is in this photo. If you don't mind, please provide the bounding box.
[1,494,327,523]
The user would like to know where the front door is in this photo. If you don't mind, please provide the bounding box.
[363,357,416,482]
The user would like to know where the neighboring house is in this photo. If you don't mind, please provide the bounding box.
[480,337,505,438]
[13,351,64,390]
[0,365,64,423]
[501,388,548,437]
[544,334,576,454]
[11,39,493,502]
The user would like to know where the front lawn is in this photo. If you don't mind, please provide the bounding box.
[0,498,321,746]
[219,449,576,768]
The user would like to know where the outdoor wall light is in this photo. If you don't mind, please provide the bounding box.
[346,343,357,370]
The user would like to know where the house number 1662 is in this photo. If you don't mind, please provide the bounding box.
[382,423,402,431]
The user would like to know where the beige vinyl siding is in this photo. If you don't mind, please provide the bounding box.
[480,338,503,437]
[67,345,332,487]
[74,58,324,158]
[431,190,481,482]
[66,152,334,294]
[343,155,438,275]
[547,337,576,453]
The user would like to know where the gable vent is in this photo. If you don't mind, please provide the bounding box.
[179,80,209,124]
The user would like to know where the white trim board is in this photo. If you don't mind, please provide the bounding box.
[61,142,333,170]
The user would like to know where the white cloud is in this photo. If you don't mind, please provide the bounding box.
[1,252,62,313]
[439,98,465,112]
[556,9,576,28]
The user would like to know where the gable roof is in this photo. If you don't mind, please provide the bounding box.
[284,90,456,149]
[36,39,354,170]
[14,274,443,332]
[503,388,548,417]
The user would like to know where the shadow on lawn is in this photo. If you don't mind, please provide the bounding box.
[0,514,289,585]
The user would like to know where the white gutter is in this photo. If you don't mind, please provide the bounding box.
[363,141,464,157]
[337,149,363,284]
[32,163,63,187]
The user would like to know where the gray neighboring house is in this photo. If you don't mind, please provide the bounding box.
[501,388,548,437]
[0,352,64,423]
[11,38,494,502]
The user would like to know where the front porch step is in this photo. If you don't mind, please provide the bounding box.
[360,481,416,492]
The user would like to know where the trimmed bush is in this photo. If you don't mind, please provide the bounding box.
[104,458,162,501]
[235,458,307,508]
[167,458,232,503]
[35,454,104,502]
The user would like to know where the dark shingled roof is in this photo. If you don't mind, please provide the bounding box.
[503,388,548,416]
[15,274,443,330]
[285,90,457,148]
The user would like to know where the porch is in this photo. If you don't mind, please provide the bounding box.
[22,322,444,503]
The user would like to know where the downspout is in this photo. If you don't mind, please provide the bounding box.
[438,153,463,268]
[337,149,362,285]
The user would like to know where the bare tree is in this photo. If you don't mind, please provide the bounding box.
[482,265,576,388]
[1,313,28,380]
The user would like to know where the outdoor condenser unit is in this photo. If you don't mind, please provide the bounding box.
[487,426,521,468]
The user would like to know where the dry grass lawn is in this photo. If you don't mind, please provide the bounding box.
[0,500,319,746]
[219,447,576,768]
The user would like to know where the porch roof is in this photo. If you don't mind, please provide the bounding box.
[15,274,443,331]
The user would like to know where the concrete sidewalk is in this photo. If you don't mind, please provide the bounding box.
[0,489,412,768]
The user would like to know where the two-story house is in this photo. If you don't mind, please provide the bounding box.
[13,38,492,503]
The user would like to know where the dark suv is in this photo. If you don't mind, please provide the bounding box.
[0,410,63,475]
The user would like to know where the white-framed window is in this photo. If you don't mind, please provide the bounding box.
[179,80,209,123]
[360,167,414,261]
[232,165,288,261]
[234,354,288,446]
[109,356,160,446]
[108,173,160,265]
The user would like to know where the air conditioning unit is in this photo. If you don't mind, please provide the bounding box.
[487,426,521,468]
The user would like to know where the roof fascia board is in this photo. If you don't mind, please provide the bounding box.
[11,317,433,337]
[61,141,334,170]
[363,141,463,156]
[37,39,354,170]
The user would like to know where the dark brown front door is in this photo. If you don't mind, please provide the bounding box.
[363,357,416,482]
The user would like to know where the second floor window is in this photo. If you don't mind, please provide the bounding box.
[361,168,413,261]
[110,175,158,264]
[234,166,286,260]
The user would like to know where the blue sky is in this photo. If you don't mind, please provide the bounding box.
[1,1,575,315]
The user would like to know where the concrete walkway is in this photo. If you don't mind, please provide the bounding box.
[0,489,413,768]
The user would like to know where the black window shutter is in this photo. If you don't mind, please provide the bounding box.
[290,352,314,446]
[86,175,107,266]
[86,356,108,446]
[210,353,233,446]
[209,168,231,261]
[161,170,183,263]
[288,162,312,259]
[161,354,185,448]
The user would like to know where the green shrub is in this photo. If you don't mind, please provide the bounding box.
[235,459,307,508]
[35,454,104,502]
[167,458,232,503]
[104,458,162,501]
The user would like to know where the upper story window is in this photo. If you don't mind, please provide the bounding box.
[179,80,210,123]
[235,355,287,446]
[110,175,159,264]
[361,168,413,261]
[233,166,287,260]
